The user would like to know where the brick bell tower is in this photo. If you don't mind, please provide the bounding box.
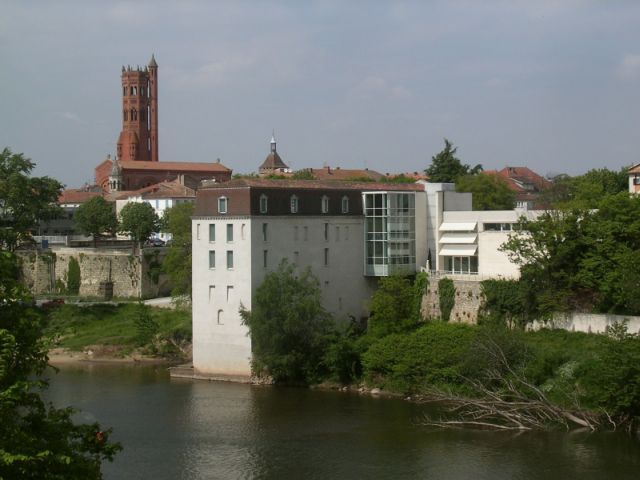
[117,54,159,162]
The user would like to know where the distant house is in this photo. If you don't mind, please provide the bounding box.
[484,166,551,209]
[628,163,640,194]
[112,177,196,241]
[39,187,103,236]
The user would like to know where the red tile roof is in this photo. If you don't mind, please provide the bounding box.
[119,160,231,173]
[304,167,385,181]
[58,189,102,204]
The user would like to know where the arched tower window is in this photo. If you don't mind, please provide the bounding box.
[123,110,128,121]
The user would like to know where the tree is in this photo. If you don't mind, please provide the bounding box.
[239,260,332,384]
[74,197,118,246]
[425,139,482,183]
[544,168,628,210]
[0,251,121,478]
[368,275,420,338]
[119,202,159,251]
[455,174,515,210]
[0,148,62,250]
[160,202,194,300]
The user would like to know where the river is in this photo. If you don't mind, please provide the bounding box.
[44,363,640,480]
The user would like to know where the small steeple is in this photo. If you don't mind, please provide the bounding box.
[149,54,158,68]
[270,131,277,153]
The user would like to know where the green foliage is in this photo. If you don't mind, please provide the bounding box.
[545,168,628,210]
[455,173,515,210]
[133,302,159,346]
[362,322,478,393]
[322,322,364,384]
[479,279,534,328]
[66,257,81,295]
[44,303,191,355]
[240,260,333,384]
[413,272,429,321]
[291,169,316,180]
[118,202,159,247]
[424,139,482,183]
[502,193,640,316]
[161,203,194,299]
[0,251,121,478]
[0,148,63,251]
[438,278,456,321]
[368,275,419,338]
[74,197,118,244]
[384,174,417,184]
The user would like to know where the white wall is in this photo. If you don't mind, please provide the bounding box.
[191,215,377,379]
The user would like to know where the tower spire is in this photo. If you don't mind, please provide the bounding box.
[270,130,276,153]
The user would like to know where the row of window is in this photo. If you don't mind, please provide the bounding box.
[123,108,147,122]
[198,222,350,243]
[208,250,234,269]
[217,195,351,215]
[123,86,148,97]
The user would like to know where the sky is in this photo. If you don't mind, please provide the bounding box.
[1,0,640,188]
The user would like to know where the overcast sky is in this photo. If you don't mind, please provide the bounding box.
[1,1,639,188]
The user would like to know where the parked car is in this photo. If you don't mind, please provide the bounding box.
[145,238,165,247]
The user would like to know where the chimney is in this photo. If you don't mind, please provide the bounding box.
[327,166,331,174]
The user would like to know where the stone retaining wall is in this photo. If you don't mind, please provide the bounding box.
[422,275,483,323]
[17,247,171,299]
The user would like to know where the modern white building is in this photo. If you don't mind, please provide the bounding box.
[191,178,545,379]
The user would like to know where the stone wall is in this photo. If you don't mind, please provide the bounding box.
[531,313,640,335]
[17,247,172,299]
[422,275,483,323]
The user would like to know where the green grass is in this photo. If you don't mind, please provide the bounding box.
[44,303,191,355]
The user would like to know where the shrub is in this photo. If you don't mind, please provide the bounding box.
[134,302,159,346]
[438,278,455,322]
[362,322,477,393]
[67,257,80,295]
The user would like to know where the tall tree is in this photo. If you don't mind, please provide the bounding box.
[74,197,118,246]
[456,173,515,210]
[119,202,159,251]
[0,148,62,250]
[239,260,332,384]
[160,202,194,300]
[0,252,121,478]
[544,168,629,210]
[425,139,482,183]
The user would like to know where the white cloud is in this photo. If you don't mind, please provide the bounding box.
[616,53,640,79]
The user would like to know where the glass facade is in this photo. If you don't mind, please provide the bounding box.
[363,192,416,276]
[442,256,478,274]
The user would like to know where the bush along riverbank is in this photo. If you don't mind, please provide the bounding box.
[242,262,640,433]
[44,302,191,362]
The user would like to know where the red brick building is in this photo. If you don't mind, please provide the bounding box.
[95,56,232,191]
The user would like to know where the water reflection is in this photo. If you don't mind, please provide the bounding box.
[44,364,640,480]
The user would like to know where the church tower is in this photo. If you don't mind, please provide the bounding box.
[116,55,159,162]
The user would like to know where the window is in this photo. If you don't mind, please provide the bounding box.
[341,196,349,214]
[241,223,246,240]
[217,309,224,325]
[123,86,127,96]
[263,250,268,268]
[290,195,299,213]
[260,194,268,213]
[209,224,215,242]
[324,248,329,266]
[208,285,215,302]
[196,223,201,240]
[208,251,215,269]
[226,250,234,269]
[304,226,308,241]
[321,195,329,214]
[226,286,233,302]
[226,224,233,242]
[218,196,228,214]
[324,223,329,241]
[262,223,268,242]
[123,110,128,121]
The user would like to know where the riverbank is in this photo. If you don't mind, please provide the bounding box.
[48,347,176,365]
